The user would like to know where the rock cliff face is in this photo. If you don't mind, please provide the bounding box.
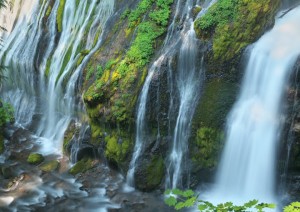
[4,0,294,193]
[72,0,283,191]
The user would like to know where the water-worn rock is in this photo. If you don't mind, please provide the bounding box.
[40,160,60,172]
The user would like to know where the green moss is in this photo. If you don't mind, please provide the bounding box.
[90,121,103,141]
[27,153,45,165]
[194,0,280,63]
[284,202,300,212]
[69,158,93,175]
[45,57,52,78]
[84,0,174,125]
[192,127,224,168]
[45,5,52,17]
[194,79,237,129]
[56,0,66,32]
[146,155,165,189]
[105,134,131,164]
[191,79,237,168]
[0,100,14,128]
[40,160,59,172]
[63,122,80,155]
[56,45,73,84]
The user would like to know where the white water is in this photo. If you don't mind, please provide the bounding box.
[1,0,114,155]
[0,1,115,210]
[166,21,201,189]
[126,0,216,189]
[126,57,164,189]
[166,0,216,189]
[125,0,189,189]
[210,5,300,204]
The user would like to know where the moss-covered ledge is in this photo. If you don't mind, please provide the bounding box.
[194,0,280,75]
[82,0,174,170]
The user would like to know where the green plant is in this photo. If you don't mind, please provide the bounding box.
[164,189,276,211]
[194,0,280,62]
[0,101,14,128]
[96,65,103,78]
[284,202,300,212]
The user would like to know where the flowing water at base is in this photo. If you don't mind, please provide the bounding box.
[204,4,300,205]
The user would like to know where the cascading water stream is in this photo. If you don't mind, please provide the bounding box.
[126,0,215,189]
[0,0,118,210]
[1,0,114,157]
[166,22,201,189]
[209,5,300,203]
[126,0,189,189]
[166,0,216,189]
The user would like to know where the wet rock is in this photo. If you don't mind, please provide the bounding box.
[76,143,96,161]
[134,137,168,191]
[1,166,17,179]
[40,160,60,172]
[28,114,43,132]
[109,191,174,212]
[192,6,202,20]
[68,158,95,176]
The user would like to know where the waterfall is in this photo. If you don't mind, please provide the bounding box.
[126,0,216,189]
[165,0,217,189]
[0,0,114,157]
[211,5,300,203]
[166,22,201,189]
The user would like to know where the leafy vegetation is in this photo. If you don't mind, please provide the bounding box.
[164,189,276,211]
[194,0,280,62]
[84,0,174,124]
[0,0,11,85]
[0,101,14,128]
[284,202,300,212]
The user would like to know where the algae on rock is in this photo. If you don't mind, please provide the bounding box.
[194,0,280,74]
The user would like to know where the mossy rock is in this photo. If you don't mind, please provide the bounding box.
[63,121,80,155]
[146,155,165,190]
[193,79,238,130]
[68,158,94,176]
[194,0,280,70]
[191,127,224,169]
[40,160,60,172]
[1,166,16,179]
[192,6,202,19]
[27,153,45,165]
[105,134,131,165]
[190,79,237,170]
[135,155,165,191]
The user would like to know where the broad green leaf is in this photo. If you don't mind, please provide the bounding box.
[165,196,177,206]
[198,204,208,211]
[164,189,172,195]
[184,197,197,207]
[244,199,259,208]
[172,188,183,195]
[182,189,195,198]
[175,202,185,210]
